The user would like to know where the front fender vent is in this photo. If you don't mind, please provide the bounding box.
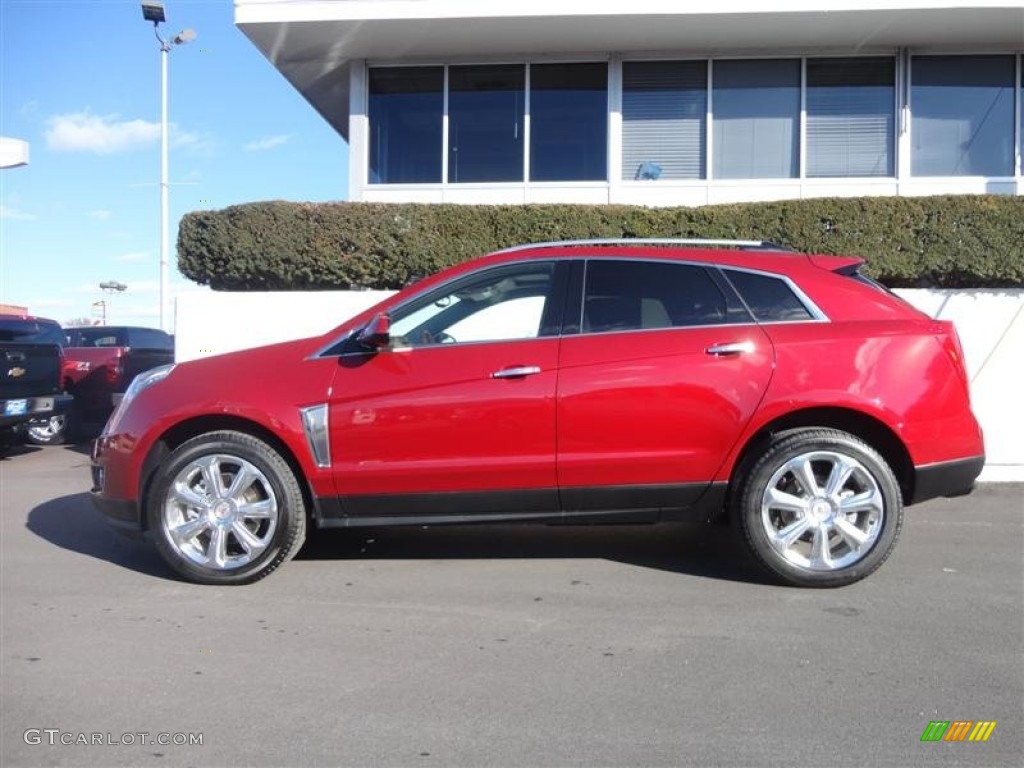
[299,404,331,469]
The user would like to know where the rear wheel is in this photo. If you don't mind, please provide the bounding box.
[25,413,71,446]
[733,428,902,587]
[147,431,307,585]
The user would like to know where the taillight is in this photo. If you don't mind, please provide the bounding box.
[938,320,971,397]
[105,357,124,384]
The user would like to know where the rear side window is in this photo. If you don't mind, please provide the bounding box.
[0,318,65,345]
[724,270,814,322]
[129,328,173,349]
[70,328,127,347]
[582,260,748,333]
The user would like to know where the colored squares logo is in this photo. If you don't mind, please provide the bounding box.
[920,721,997,742]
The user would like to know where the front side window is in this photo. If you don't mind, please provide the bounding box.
[449,65,525,182]
[582,260,743,333]
[368,67,443,183]
[911,55,1015,176]
[622,60,707,180]
[530,63,608,181]
[807,57,895,178]
[712,59,800,179]
[390,262,556,346]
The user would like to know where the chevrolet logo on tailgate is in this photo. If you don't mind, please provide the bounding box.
[7,366,26,378]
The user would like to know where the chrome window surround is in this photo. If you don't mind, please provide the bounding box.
[313,253,829,356]
[300,404,331,468]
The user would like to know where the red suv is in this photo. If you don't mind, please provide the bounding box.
[90,240,984,587]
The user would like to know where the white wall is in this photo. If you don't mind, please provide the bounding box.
[895,289,1024,483]
[174,288,1022,481]
[174,290,393,361]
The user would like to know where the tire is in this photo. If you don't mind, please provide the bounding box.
[733,428,902,588]
[25,413,72,446]
[147,430,307,585]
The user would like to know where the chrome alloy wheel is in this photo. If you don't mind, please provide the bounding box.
[28,414,66,440]
[162,454,279,571]
[760,450,884,571]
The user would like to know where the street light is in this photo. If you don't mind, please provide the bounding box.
[141,1,195,332]
[99,281,128,326]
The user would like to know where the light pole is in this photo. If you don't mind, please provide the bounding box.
[99,281,128,326]
[141,2,195,332]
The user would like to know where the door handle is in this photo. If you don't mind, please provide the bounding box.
[705,341,755,356]
[491,366,542,379]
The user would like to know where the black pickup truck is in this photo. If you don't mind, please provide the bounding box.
[0,314,73,455]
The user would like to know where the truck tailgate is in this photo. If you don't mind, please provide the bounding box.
[1,344,62,400]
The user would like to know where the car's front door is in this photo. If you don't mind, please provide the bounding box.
[556,258,774,511]
[327,260,566,519]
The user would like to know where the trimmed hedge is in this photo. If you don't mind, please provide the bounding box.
[177,196,1024,290]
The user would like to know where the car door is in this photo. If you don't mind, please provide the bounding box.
[327,259,567,518]
[556,257,774,511]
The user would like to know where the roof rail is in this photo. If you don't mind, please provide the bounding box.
[492,237,792,254]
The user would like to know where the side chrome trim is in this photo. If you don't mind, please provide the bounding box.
[300,404,331,469]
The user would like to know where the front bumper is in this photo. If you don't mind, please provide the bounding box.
[911,455,986,505]
[90,445,145,538]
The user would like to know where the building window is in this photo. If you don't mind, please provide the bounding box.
[622,61,707,180]
[712,59,799,179]
[912,55,1015,177]
[368,67,443,183]
[530,63,608,182]
[449,65,525,183]
[806,57,895,178]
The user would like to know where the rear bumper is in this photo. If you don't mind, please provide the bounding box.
[911,455,985,505]
[1,393,73,428]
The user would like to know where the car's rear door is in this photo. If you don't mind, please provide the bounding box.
[327,260,567,519]
[555,258,774,511]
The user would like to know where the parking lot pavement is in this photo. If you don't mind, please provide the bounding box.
[1,444,1021,768]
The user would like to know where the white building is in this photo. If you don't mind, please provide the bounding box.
[236,1,1024,206]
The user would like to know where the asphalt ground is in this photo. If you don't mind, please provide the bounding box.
[1,443,1021,768]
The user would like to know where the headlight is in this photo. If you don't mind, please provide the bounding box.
[102,363,176,435]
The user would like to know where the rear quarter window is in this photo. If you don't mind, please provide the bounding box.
[724,270,814,322]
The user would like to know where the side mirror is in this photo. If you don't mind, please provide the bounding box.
[356,312,391,350]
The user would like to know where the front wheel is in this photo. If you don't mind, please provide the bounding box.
[147,431,307,585]
[733,428,903,588]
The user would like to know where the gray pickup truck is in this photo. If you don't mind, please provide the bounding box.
[0,314,73,455]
